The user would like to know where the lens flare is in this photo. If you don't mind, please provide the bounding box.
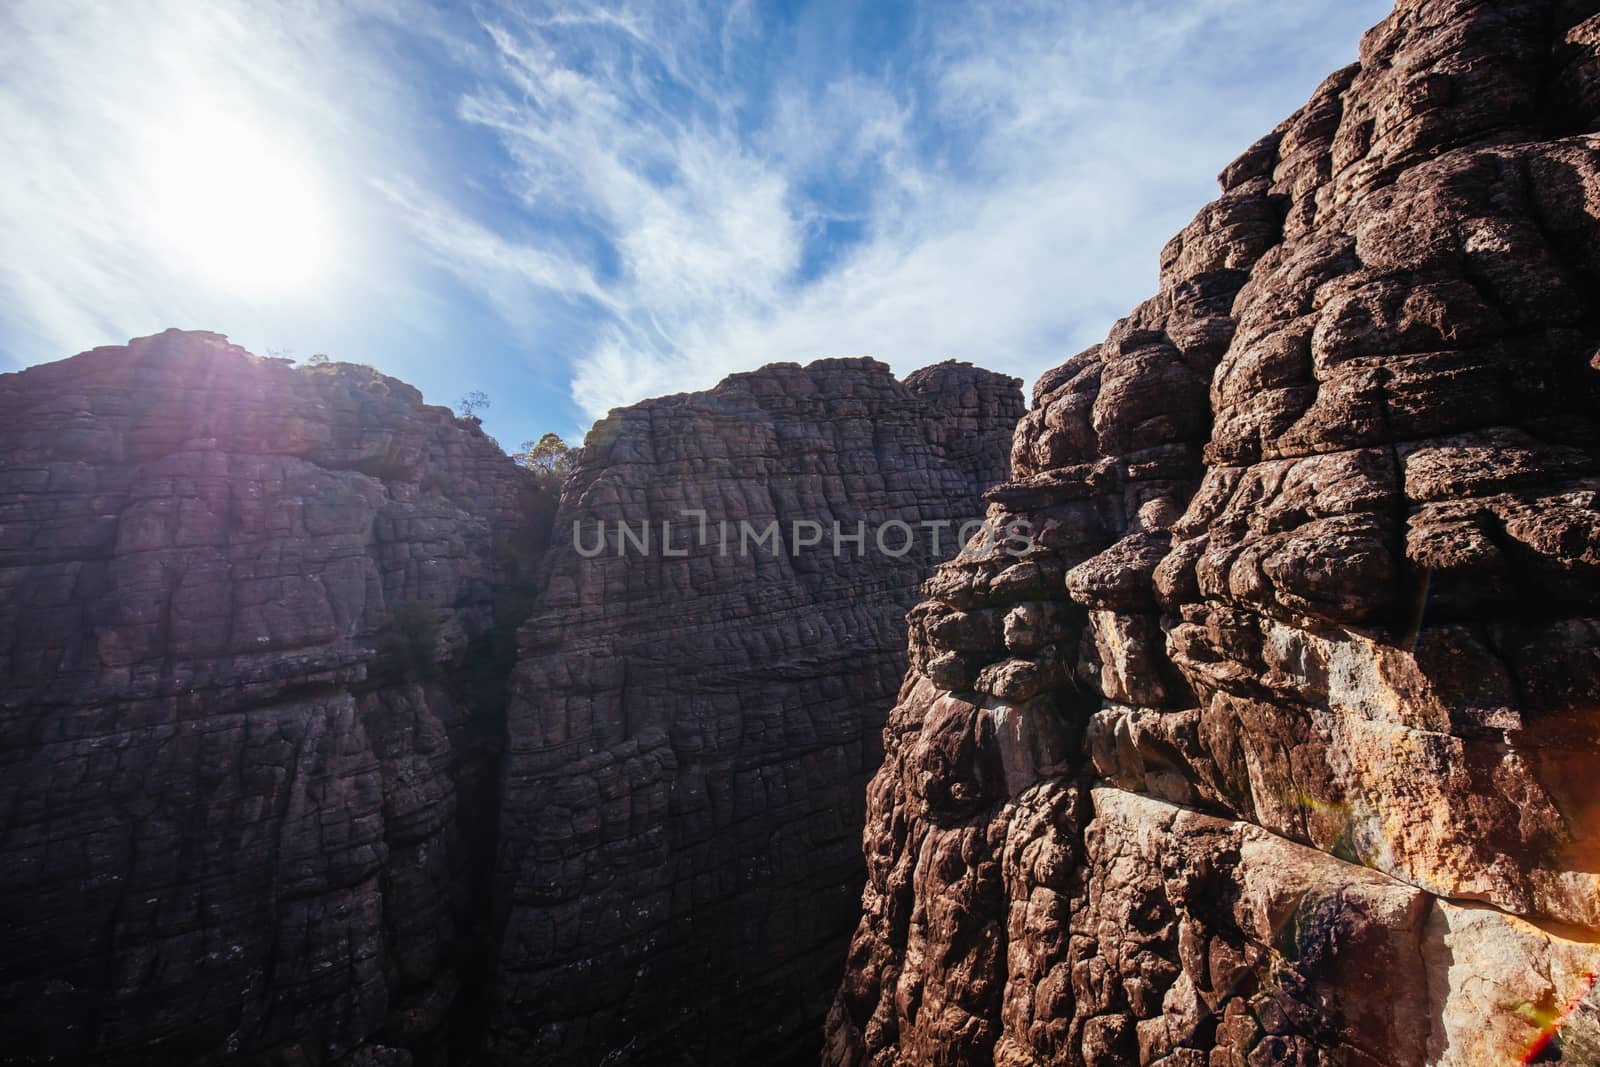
[1520,968,1599,1064]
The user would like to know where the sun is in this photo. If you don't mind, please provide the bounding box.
[147,110,331,295]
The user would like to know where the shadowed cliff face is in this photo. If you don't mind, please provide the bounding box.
[486,359,1023,1065]
[0,333,1024,1066]
[0,329,553,1065]
[828,2,1600,1064]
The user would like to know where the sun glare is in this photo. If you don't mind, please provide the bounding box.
[147,112,332,295]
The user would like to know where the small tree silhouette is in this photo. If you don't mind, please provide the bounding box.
[307,352,330,366]
[513,433,573,490]
[458,390,490,419]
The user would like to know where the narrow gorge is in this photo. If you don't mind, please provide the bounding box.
[2,1,1600,1065]
[0,333,1021,1065]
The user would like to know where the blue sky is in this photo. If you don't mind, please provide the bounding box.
[0,0,1392,451]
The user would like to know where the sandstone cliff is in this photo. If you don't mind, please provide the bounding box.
[0,329,551,1065]
[487,359,1022,1065]
[827,2,1600,1064]
[0,333,1023,1065]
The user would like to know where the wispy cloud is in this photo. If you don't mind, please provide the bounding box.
[396,0,1392,421]
[0,0,1393,442]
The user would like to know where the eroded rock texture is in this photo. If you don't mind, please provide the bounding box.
[487,359,1023,1065]
[0,330,550,1065]
[829,3,1600,1064]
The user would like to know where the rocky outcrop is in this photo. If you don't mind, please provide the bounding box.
[487,359,1023,1065]
[0,330,551,1065]
[829,2,1600,1064]
[0,334,1022,1066]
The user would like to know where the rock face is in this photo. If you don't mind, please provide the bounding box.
[828,3,1600,1064]
[0,330,551,1065]
[487,359,1023,1065]
[0,334,1022,1066]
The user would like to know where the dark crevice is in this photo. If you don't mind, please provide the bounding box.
[441,490,555,1066]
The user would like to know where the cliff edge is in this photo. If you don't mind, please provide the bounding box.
[827,2,1600,1064]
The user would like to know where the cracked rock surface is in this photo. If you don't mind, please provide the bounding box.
[0,338,1022,1067]
[0,330,550,1066]
[486,358,1022,1065]
[828,2,1600,1064]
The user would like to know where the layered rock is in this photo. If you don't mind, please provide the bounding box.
[0,330,551,1065]
[829,2,1600,1064]
[487,359,1023,1064]
[0,334,1021,1066]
